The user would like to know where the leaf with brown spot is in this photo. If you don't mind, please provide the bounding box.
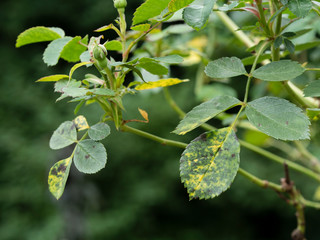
[49,121,77,149]
[48,157,72,200]
[74,140,107,174]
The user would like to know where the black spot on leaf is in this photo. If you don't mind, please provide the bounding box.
[58,164,67,173]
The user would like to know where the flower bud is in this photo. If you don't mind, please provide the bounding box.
[92,45,107,62]
[113,0,127,9]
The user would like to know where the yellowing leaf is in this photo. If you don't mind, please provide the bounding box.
[48,157,72,200]
[69,62,92,80]
[36,74,69,82]
[95,24,114,32]
[138,108,149,122]
[135,78,188,90]
[73,115,89,131]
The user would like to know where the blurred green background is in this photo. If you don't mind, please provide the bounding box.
[1,0,320,239]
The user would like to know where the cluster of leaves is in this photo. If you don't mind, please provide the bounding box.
[15,3,320,236]
[48,115,110,199]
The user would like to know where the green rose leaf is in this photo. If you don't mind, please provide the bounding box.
[88,123,111,141]
[180,127,240,200]
[131,23,151,32]
[43,37,73,66]
[154,54,184,64]
[87,88,116,97]
[60,36,88,62]
[288,0,312,18]
[104,40,123,51]
[16,26,64,48]
[245,96,310,140]
[205,57,247,78]
[168,0,196,12]
[74,140,107,174]
[252,60,305,81]
[183,0,215,31]
[137,58,168,75]
[306,108,320,121]
[132,0,171,25]
[54,79,81,93]
[49,121,77,149]
[284,38,295,54]
[303,81,320,97]
[173,96,241,135]
[48,157,72,200]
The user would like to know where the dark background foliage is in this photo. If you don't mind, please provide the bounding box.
[1,0,319,239]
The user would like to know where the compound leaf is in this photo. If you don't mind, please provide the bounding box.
[16,26,64,48]
[132,0,171,25]
[205,57,247,78]
[43,37,73,66]
[173,96,241,135]
[168,0,195,12]
[245,96,310,140]
[303,81,320,97]
[252,60,305,81]
[48,157,72,200]
[135,78,188,90]
[183,0,215,30]
[49,121,77,149]
[74,140,107,174]
[180,127,240,200]
[288,0,312,18]
[88,123,111,141]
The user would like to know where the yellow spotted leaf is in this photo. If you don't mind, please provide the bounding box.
[135,78,188,90]
[180,127,240,200]
[48,157,72,200]
[73,115,89,131]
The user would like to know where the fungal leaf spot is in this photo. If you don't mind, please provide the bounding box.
[48,157,72,200]
[180,127,240,200]
[74,115,89,131]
